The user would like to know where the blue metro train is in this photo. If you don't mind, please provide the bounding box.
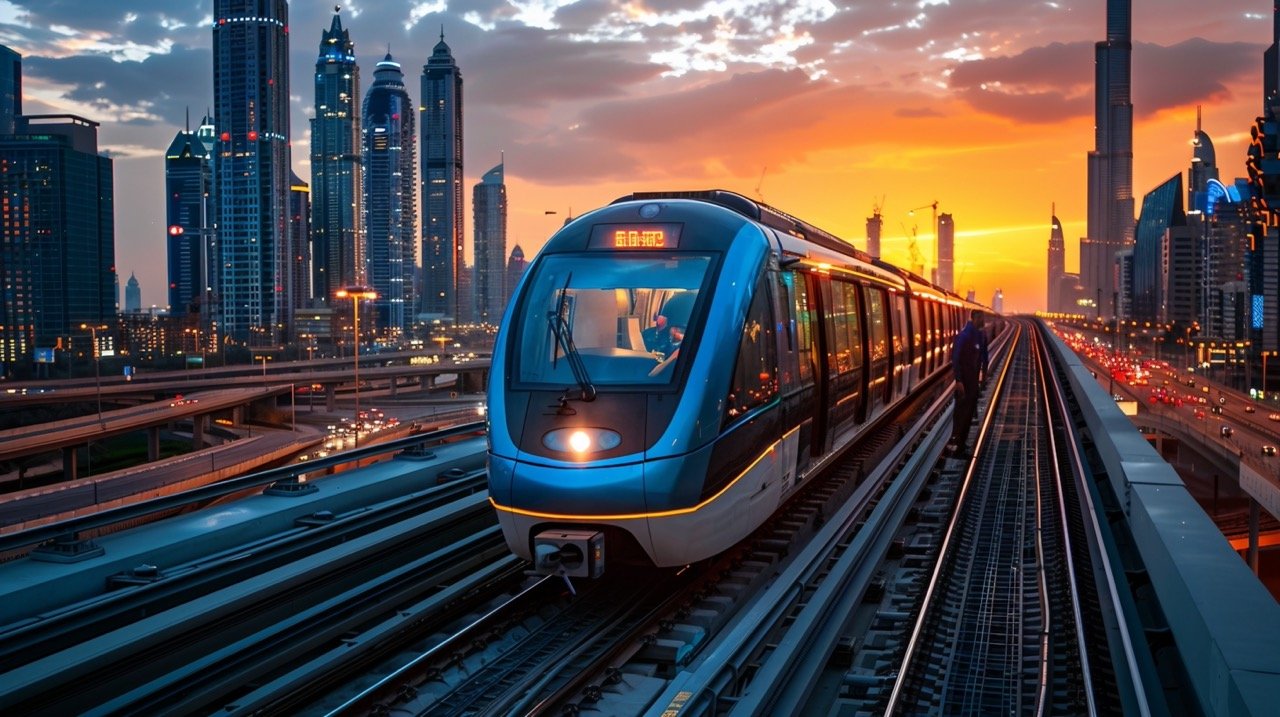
[486,190,983,576]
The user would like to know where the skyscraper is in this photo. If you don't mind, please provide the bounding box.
[125,273,142,313]
[1081,0,1135,319]
[473,162,507,325]
[311,9,363,303]
[289,171,311,319]
[165,113,216,319]
[1131,174,1184,323]
[363,52,417,335]
[0,113,115,373]
[213,0,291,343]
[0,44,19,135]
[936,213,954,291]
[866,210,882,259]
[1047,205,1065,313]
[420,31,464,322]
[505,245,527,312]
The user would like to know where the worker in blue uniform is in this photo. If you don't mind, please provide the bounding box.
[948,309,988,459]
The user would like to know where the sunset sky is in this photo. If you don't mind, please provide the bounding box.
[0,0,1273,314]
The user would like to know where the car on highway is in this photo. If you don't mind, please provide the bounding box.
[1264,445,1277,457]
[1245,404,1257,413]
[1270,413,1280,422]
[169,395,198,407]
[1221,426,1234,438]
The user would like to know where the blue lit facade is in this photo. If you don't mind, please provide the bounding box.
[1131,174,1183,323]
[213,0,292,343]
[420,32,464,322]
[164,115,216,320]
[311,10,363,303]
[363,53,416,335]
[0,115,115,372]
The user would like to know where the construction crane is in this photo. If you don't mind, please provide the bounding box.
[899,221,926,277]
[907,200,939,280]
[754,166,767,201]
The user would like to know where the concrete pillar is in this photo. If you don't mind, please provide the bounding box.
[232,405,245,425]
[192,413,205,449]
[1248,499,1260,574]
[148,426,161,461]
[326,384,336,412]
[389,376,399,397]
[63,446,78,481]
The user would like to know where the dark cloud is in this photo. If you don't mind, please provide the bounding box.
[461,27,663,107]
[895,106,943,119]
[0,2,207,53]
[948,38,1262,123]
[23,46,210,124]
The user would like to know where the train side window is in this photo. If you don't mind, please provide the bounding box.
[786,271,815,384]
[725,277,779,424]
[843,281,864,373]
[865,286,890,398]
[829,281,852,375]
[910,299,923,356]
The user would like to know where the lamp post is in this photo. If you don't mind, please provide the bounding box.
[80,323,107,424]
[337,286,377,445]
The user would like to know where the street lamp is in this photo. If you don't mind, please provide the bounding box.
[336,286,377,445]
[80,323,108,424]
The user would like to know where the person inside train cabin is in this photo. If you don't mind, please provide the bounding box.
[643,291,695,358]
[948,309,988,459]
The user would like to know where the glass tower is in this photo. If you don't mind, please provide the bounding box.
[165,114,216,320]
[363,52,417,335]
[0,115,115,371]
[213,0,292,343]
[1082,0,1135,320]
[311,10,363,302]
[420,31,464,322]
[473,162,507,325]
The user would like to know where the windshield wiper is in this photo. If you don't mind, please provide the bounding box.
[547,274,596,405]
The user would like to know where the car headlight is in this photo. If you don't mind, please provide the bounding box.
[542,427,622,455]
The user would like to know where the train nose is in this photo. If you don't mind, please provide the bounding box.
[533,529,605,578]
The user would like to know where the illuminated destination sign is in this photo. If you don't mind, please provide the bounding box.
[589,223,682,250]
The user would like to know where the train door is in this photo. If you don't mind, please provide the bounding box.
[891,292,910,401]
[778,270,819,482]
[824,279,865,434]
[864,285,892,415]
[909,297,924,383]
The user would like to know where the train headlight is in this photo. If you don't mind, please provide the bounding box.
[543,427,622,455]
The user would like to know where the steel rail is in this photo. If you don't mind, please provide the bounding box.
[1032,324,1098,716]
[881,321,1023,715]
[0,420,486,554]
[1036,322,1153,717]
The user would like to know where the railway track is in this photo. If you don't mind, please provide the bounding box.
[6,319,1203,716]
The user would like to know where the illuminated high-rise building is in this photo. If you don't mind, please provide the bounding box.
[936,213,954,291]
[1047,205,1065,312]
[213,0,292,342]
[1080,0,1135,319]
[311,9,363,302]
[288,171,311,317]
[165,113,216,319]
[420,31,464,321]
[505,245,527,311]
[363,52,416,335]
[0,44,19,135]
[473,161,507,325]
[0,113,115,373]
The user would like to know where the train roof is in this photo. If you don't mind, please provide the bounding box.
[612,190,984,308]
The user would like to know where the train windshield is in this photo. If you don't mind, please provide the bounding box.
[513,253,712,387]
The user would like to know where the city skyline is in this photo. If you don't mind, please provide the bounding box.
[0,0,1273,315]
